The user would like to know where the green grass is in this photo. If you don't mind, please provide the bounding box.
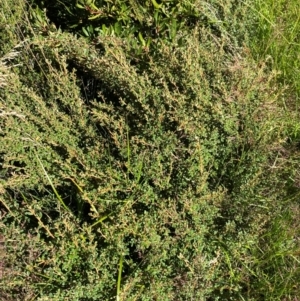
[249,0,300,105]
[246,6,300,298]
[247,3,300,298]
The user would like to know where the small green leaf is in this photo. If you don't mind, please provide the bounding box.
[88,24,94,33]
[82,27,89,36]
[88,14,101,20]
[89,2,99,11]
[146,37,152,48]
[102,24,108,33]
[151,0,162,9]
[70,23,80,28]
[36,12,44,23]
[154,10,159,23]
[76,3,85,9]
[114,22,122,36]
[138,32,146,46]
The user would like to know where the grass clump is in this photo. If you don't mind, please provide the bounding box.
[249,0,300,104]
[244,1,300,298]
[0,0,299,300]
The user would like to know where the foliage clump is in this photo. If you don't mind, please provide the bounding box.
[0,0,299,300]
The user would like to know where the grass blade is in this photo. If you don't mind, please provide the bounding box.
[36,154,71,213]
[117,254,123,301]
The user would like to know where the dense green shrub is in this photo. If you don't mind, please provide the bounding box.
[29,0,250,56]
[0,0,28,56]
[0,0,299,300]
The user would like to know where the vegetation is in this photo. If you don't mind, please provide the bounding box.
[0,0,299,300]
[249,0,300,104]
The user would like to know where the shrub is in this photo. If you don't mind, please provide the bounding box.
[0,0,299,300]
[29,0,251,55]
